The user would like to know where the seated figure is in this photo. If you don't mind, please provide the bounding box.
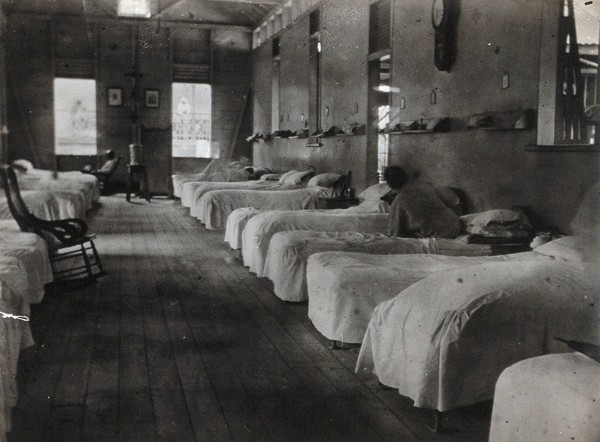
[384,165,461,238]
[82,150,120,191]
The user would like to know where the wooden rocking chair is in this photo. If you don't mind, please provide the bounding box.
[0,164,106,283]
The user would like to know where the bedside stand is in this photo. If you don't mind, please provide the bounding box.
[318,197,360,209]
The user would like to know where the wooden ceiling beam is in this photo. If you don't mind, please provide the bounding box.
[209,0,284,5]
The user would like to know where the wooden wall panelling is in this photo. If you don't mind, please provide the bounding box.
[278,15,309,133]
[6,15,54,168]
[386,0,598,232]
[98,22,134,183]
[211,28,253,162]
[251,42,273,134]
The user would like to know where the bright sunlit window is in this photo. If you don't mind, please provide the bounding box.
[172,83,213,158]
[54,78,97,155]
[118,0,151,18]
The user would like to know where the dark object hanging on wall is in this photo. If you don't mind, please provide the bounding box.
[431,0,460,72]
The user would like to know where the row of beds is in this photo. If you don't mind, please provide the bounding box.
[174,164,600,439]
[0,161,101,441]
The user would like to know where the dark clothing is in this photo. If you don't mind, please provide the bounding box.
[388,182,461,238]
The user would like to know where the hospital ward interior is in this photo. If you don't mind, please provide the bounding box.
[1,0,600,440]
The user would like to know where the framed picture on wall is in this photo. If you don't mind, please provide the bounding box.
[145,89,160,108]
[108,88,123,106]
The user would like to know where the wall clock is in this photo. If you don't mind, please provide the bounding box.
[432,0,459,72]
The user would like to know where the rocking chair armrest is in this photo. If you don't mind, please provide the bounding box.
[37,217,89,243]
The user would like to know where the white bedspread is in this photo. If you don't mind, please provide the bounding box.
[489,353,600,442]
[224,208,267,250]
[356,257,599,411]
[196,187,327,230]
[0,189,86,221]
[307,250,538,343]
[268,232,499,303]
[0,220,52,303]
[26,169,100,203]
[0,256,36,439]
[242,210,390,277]
[183,180,296,208]
[18,173,97,209]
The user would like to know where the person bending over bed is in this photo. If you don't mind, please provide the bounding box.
[384,165,461,238]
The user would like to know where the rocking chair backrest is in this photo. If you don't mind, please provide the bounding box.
[0,164,45,234]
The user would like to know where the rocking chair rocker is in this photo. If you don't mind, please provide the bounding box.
[0,164,106,283]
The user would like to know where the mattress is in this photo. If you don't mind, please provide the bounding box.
[241,210,389,277]
[356,256,599,411]
[183,180,296,208]
[266,232,499,303]
[0,189,87,221]
[195,187,327,230]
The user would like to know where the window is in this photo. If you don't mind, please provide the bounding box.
[117,0,151,18]
[54,78,97,155]
[537,0,599,146]
[172,83,212,158]
[309,10,321,133]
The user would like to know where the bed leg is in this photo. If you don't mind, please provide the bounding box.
[428,410,453,434]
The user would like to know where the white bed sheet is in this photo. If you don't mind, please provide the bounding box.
[27,169,100,203]
[195,187,327,230]
[268,232,499,303]
[0,189,86,221]
[224,208,266,250]
[489,353,600,442]
[356,256,599,411]
[241,210,389,277]
[307,250,537,343]
[17,174,96,209]
[0,220,52,303]
[183,180,297,208]
[0,256,37,439]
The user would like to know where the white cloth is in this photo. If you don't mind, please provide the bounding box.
[183,180,298,208]
[356,256,599,411]
[224,208,266,250]
[0,189,86,221]
[0,220,53,303]
[172,158,248,197]
[268,233,498,303]
[489,353,600,442]
[25,169,100,203]
[17,173,97,209]
[0,256,36,439]
[242,210,389,277]
[196,187,328,230]
[307,250,536,344]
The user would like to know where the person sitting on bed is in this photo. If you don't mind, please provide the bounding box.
[82,149,119,180]
[384,165,461,238]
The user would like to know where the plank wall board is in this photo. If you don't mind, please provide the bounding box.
[10,195,489,441]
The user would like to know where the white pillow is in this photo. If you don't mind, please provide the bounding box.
[358,183,393,201]
[284,170,315,185]
[345,200,390,213]
[278,170,297,185]
[260,173,281,181]
[460,209,529,228]
[12,159,34,172]
[533,236,585,262]
[307,173,342,188]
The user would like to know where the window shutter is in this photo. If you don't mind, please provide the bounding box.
[54,58,95,78]
[172,63,211,83]
[369,0,391,54]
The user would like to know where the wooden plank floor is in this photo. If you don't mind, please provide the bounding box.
[10,195,491,441]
